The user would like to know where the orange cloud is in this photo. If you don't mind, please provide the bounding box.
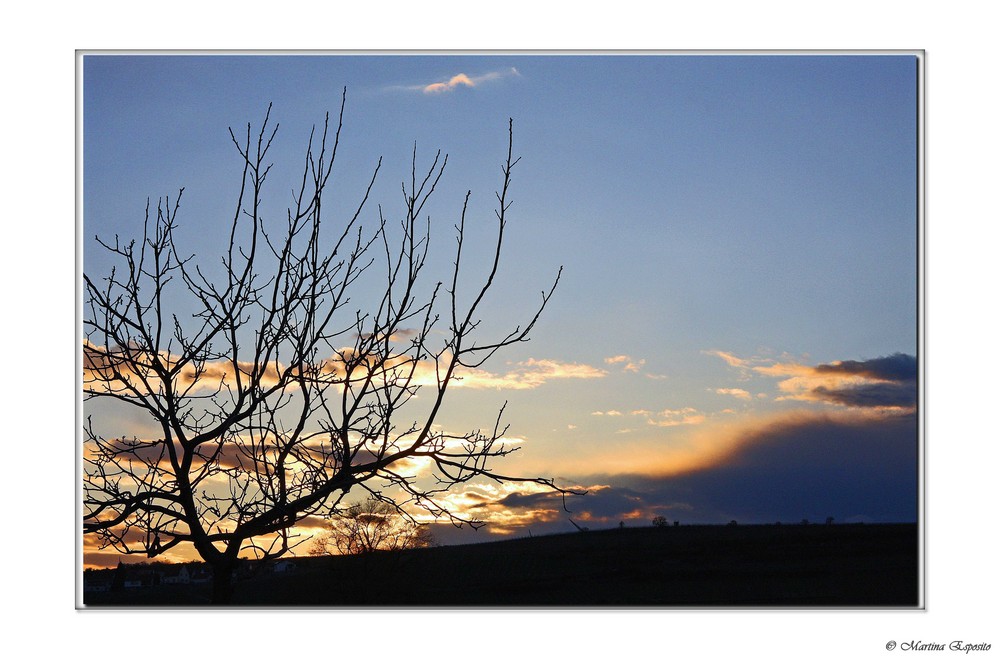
[708,351,917,414]
[405,480,567,533]
[565,406,909,482]
[760,355,917,413]
[605,354,646,373]
[415,67,520,94]
[703,349,752,368]
[424,74,474,93]
[84,339,298,397]
[86,337,604,398]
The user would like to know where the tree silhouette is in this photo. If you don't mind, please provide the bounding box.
[309,496,435,556]
[83,91,568,603]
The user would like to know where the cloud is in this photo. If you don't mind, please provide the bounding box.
[809,383,917,409]
[291,516,330,530]
[397,67,521,94]
[585,406,709,439]
[704,350,753,368]
[416,480,567,535]
[714,387,752,400]
[451,358,607,390]
[86,338,606,397]
[644,410,917,523]
[708,350,918,414]
[647,407,705,428]
[424,73,475,93]
[484,483,664,530]
[84,338,325,396]
[604,354,646,373]
[459,409,918,535]
[767,354,917,412]
[815,353,917,381]
[86,407,918,562]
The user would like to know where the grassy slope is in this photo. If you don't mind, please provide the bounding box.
[84,523,919,607]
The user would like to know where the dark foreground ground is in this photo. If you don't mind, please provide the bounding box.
[84,523,919,607]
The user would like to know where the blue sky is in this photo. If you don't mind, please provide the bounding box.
[83,53,918,560]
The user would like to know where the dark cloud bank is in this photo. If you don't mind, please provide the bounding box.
[631,411,919,525]
[810,353,918,409]
[814,353,916,382]
[438,408,917,544]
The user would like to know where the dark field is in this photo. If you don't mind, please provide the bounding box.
[83,523,919,607]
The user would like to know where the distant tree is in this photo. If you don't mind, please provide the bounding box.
[825,516,835,525]
[651,515,668,528]
[83,92,573,603]
[309,496,435,556]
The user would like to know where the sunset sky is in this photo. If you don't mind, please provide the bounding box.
[82,53,918,566]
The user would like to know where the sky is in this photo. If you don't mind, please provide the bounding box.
[82,53,918,567]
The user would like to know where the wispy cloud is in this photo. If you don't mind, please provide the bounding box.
[605,354,645,373]
[703,349,753,369]
[714,387,752,400]
[392,67,521,94]
[450,358,607,390]
[647,407,706,428]
[589,406,707,433]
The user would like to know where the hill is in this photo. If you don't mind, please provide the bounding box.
[83,522,918,607]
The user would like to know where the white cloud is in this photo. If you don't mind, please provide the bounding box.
[451,358,607,390]
[647,407,705,428]
[393,67,521,94]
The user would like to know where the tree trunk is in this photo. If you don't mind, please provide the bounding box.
[210,561,235,605]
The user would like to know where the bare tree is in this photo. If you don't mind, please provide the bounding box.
[83,91,569,603]
[309,496,435,556]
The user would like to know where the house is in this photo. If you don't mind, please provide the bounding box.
[83,570,114,593]
[272,560,297,574]
[188,565,213,583]
[160,564,191,585]
[126,567,161,588]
